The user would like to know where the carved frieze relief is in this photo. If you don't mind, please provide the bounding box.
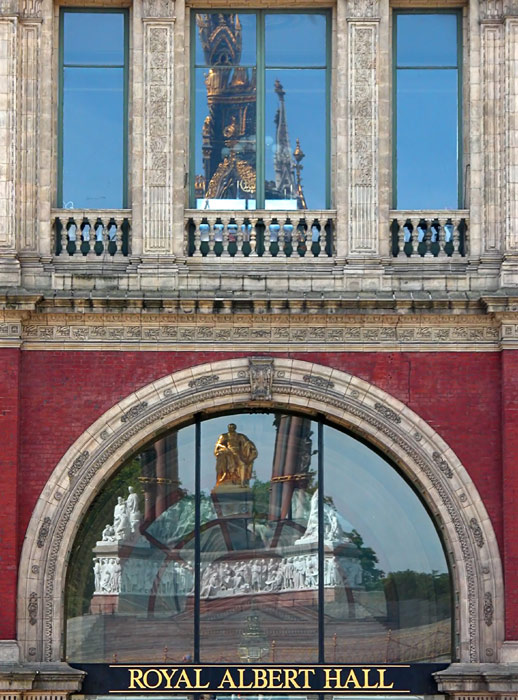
[16,314,503,350]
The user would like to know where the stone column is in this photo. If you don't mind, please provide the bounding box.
[474,0,505,278]
[343,0,385,287]
[0,2,19,284]
[17,0,43,285]
[501,5,518,284]
[138,0,178,285]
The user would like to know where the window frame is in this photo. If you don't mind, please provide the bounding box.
[189,8,332,211]
[57,7,130,210]
[392,8,463,210]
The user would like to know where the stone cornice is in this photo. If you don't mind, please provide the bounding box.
[0,292,517,350]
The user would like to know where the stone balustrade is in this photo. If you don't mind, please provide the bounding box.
[185,210,336,259]
[390,211,469,258]
[52,210,131,257]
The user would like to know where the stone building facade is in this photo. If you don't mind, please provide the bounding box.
[1,0,518,699]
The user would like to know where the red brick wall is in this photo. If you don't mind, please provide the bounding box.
[503,350,518,638]
[0,348,20,639]
[3,349,508,639]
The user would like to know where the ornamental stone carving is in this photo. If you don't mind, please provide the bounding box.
[249,357,274,400]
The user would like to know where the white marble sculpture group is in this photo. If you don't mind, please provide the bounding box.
[92,487,362,599]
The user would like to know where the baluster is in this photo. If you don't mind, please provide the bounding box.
[94,218,104,256]
[205,217,215,257]
[278,221,285,258]
[451,218,461,258]
[193,217,203,257]
[319,220,328,258]
[115,220,123,254]
[250,217,258,256]
[235,220,244,257]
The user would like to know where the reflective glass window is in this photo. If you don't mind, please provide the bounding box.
[192,11,329,211]
[394,12,461,210]
[66,412,451,663]
[60,10,127,209]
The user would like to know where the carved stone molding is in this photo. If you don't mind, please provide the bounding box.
[13,313,504,350]
[142,18,175,253]
[347,19,379,256]
[142,0,175,18]
[17,358,503,664]
[248,357,273,400]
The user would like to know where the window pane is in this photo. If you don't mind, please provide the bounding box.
[62,67,124,209]
[265,14,327,67]
[396,69,458,210]
[65,427,196,662]
[194,67,257,210]
[63,12,125,66]
[396,14,458,67]
[200,414,319,663]
[265,69,326,210]
[323,427,451,663]
[195,12,256,67]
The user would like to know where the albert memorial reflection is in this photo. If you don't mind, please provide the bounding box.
[66,413,452,664]
[193,12,328,210]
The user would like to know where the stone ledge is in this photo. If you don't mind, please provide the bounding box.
[0,663,84,693]
[435,663,518,693]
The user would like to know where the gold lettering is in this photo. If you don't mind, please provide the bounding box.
[268,669,283,689]
[176,669,193,689]
[218,669,237,689]
[283,669,301,689]
[298,669,316,689]
[362,669,379,689]
[378,669,395,689]
[158,668,178,689]
[323,668,344,690]
[253,669,268,689]
[128,669,145,690]
[237,668,254,689]
[344,670,361,689]
[143,670,162,689]
[193,668,210,689]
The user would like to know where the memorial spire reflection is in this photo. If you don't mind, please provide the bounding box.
[195,12,306,209]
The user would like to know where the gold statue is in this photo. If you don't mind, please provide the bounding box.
[214,423,258,488]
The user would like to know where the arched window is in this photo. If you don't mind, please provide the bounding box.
[65,411,451,664]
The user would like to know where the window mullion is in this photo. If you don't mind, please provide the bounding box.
[317,419,325,664]
[256,11,265,210]
[194,415,201,663]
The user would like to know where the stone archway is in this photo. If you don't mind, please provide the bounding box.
[18,357,503,665]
